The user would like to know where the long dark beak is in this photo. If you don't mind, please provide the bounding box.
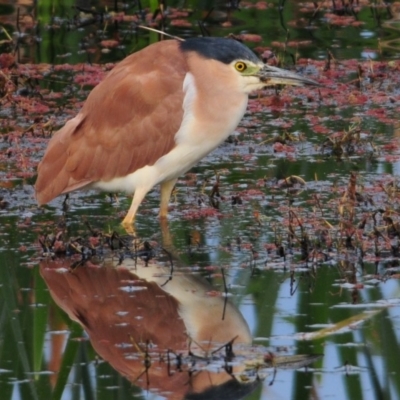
[257,65,320,87]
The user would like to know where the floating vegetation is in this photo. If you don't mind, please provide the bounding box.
[1,1,400,400]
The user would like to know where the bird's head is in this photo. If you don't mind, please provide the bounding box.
[180,37,319,94]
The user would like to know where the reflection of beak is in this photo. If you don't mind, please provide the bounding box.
[257,65,320,87]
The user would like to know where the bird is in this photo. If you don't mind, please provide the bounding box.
[35,36,318,227]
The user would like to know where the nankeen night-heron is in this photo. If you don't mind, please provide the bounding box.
[35,37,318,226]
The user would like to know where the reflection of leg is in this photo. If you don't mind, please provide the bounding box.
[129,336,151,387]
[159,178,177,219]
[122,186,150,226]
[160,217,174,253]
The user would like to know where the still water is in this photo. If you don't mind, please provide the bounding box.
[1,1,400,399]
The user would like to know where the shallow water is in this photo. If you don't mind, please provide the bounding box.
[1,1,400,400]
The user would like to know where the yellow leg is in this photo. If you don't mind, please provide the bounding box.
[159,178,177,219]
[121,187,150,227]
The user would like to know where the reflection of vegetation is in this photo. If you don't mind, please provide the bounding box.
[1,1,400,400]
[0,248,141,400]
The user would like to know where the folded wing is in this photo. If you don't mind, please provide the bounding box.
[35,40,187,205]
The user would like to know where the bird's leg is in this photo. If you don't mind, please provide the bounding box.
[122,187,150,227]
[159,178,177,219]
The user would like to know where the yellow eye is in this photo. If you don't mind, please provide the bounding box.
[234,62,247,72]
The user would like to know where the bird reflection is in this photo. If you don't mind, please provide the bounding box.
[40,241,259,400]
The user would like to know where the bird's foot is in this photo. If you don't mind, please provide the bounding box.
[121,219,136,236]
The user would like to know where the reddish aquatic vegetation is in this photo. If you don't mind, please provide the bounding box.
[237,34,263,43]
[382,141,400,152]
[270,41,287,50]
[264,243,278,251]
[220,21,232,28]
[313,125,331,134]
[167,9,191,19]
[255,179,266,188]
[256,48,276,62]
[287,40,313,48]
[111,13,139,23]
[100,40,119,48]
[273,142,296,154]
[347,93,368,105]
[258,95,293,108]
[238,189,264,200]
[0,53,15,68]
[242,154,256,162]
[0,51,399,267]
[170,19,192,27]
[204,265,218,272]
[255,2,269,10]
[240,242,256,250]
[183,207,222,220]
[240,0,269,9]
[324,14,360,27]
[383,155,400,163]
